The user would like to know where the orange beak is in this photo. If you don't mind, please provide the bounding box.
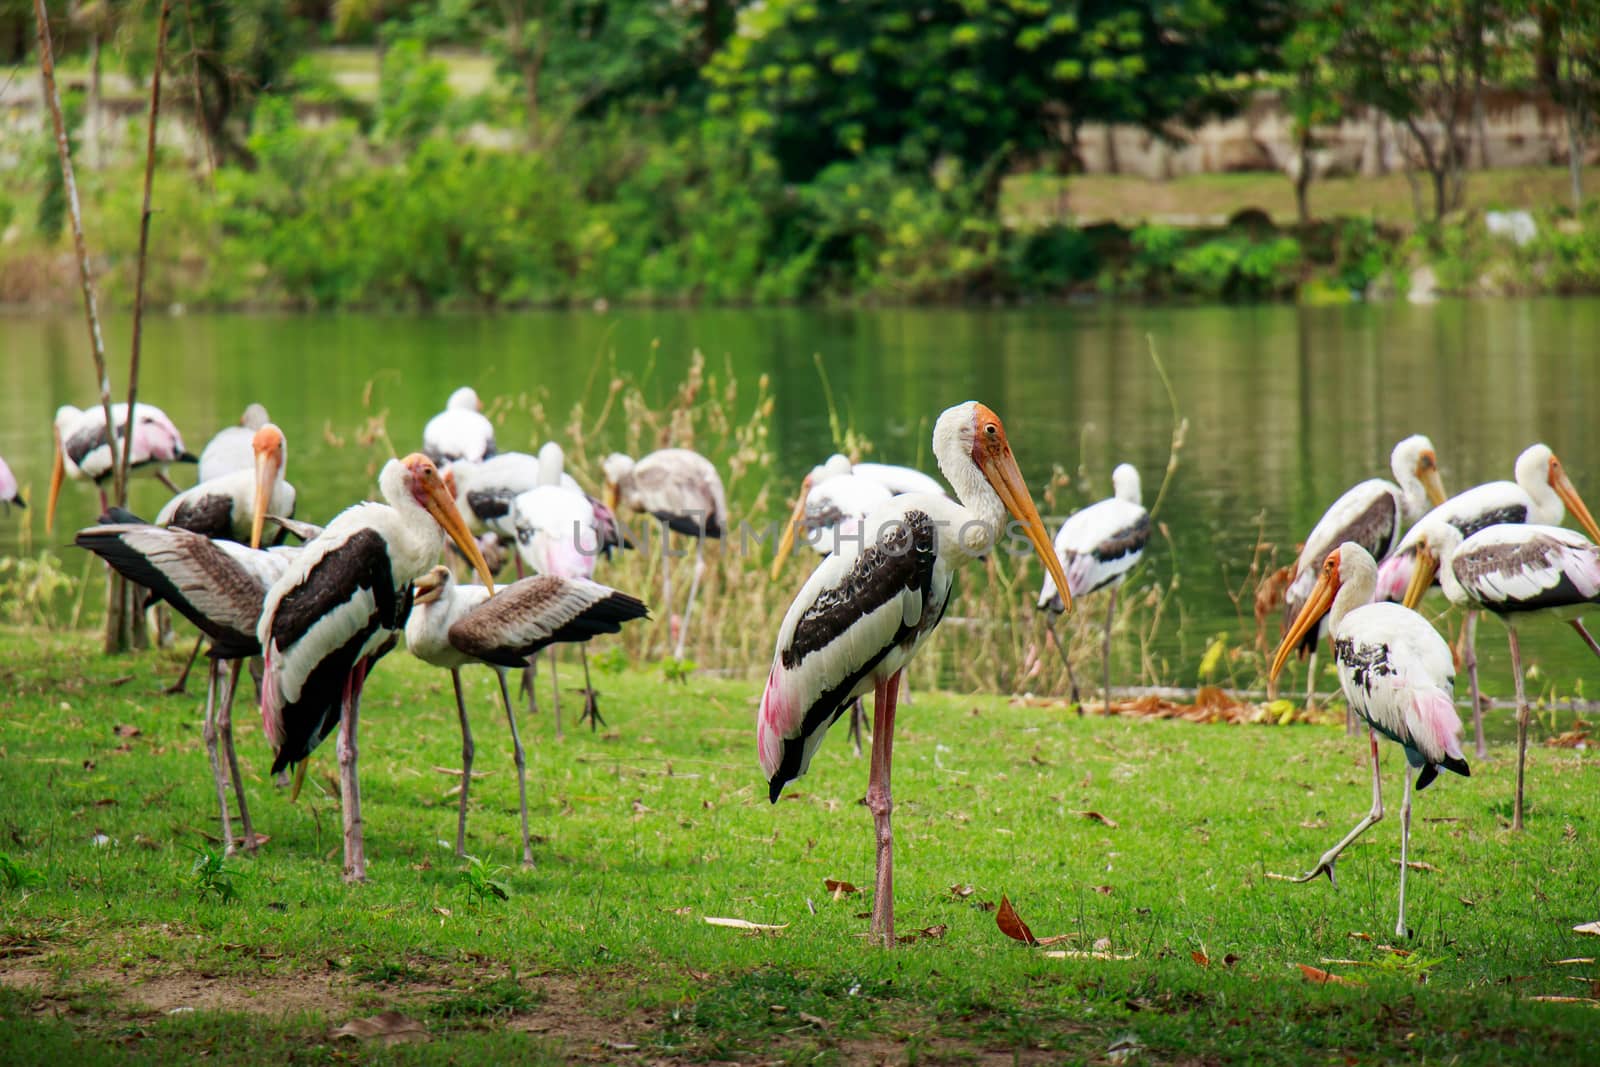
[412,460,495,594]
[770,474,814,580]
[1417,453,1447,508]
[46,428,65,533]
[1551,459,1600,544]
[1271,561,1339,686]
[978,443,1072,616]
[249,427,284,550]
[1402,544,1441,611]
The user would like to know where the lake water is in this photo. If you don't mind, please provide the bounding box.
[5,301,1600,723]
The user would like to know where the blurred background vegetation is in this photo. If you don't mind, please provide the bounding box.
[1,0,1598,308]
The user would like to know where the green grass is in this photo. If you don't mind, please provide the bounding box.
[2,625,1600,1063]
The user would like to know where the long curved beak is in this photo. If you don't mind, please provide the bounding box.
[413,571,446,604]
[604,483,620,514]
[1270,569,1338,686]
[1554,469,1600,544]
[1402,545,1440,610]
[249,447,282,550]
[980,451,1072,616]
[770,475,813,581]
[46,430,65,533]
[1420,466,1447,508]
[420,480,496,593]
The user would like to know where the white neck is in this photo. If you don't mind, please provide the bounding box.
[1327,560,1376,638]
[935,450,1005,558]
[378,461,445,581]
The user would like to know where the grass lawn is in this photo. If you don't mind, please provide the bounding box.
[2,625,1599,1063]
[1006,167,1581,230]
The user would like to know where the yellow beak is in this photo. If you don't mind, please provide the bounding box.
[1402,544,1440,611]
[980,449,1072,616]
[604,483,620,514]
[1554,469,1600,545]
[420,479,495,594]
[47,429,66,533]
[770,475,813,581]
[249,446,282,550]
[1270,567,1338,686]
[1420,465,1447,508]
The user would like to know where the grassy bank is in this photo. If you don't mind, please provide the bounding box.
[2,626,1599,1063]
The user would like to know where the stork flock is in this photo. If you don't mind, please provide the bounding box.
[5,386,1598,949]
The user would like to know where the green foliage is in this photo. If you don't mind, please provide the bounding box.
[428,974,540,1021]
[186,846,243,904]
[375,38,456,146]
[0,554,78,628]
[659,656,696,684]
[591,646,630,675]
[1004,225,1100,293]
[0,853,44,893]
[1111,223,1305,299]
[33,89,82,243]
[458,855,511,905]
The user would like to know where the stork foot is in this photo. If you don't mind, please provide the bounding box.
[579,689,606,731]
[1266,858,1337,887]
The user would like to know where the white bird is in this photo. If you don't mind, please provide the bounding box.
[1280,434,1447,720]
[1037,463,1151,714]
[257,453,494,882]
[198,404,271,484]
[405,566,648,863]
[75,523,301,853]
[0,454,22,513]
[849,457,946,498]
[47,402,197,531]
[1270,542,1470,939]
[423,387,497,466]
[1402,519,1600,830]
[1375,443,1600,756]
[758,402,1073,947]
[156,424,294,548]
[450,446,583,543]
[603,448,727,660]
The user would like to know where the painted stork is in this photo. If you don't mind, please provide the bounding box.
[405,566,648,863]
[1270,542,1470,939]
[198,404,270,484]
[423,386,497,466]
[1401,519,1600,831]
[47,403,197,532]
[758,401,1073,947]
[450,446,583,545]
[75,523,300,853]
[257,453,495,882]
[1375,443,1600,756]
[155,424,294,548]
[0,455,22,513]
[1037,463,1151,715]
[603,448,727,660]
[1280,434,1447,721]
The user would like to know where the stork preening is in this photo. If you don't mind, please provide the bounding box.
[603,448,727,661]
[198,404,271,484]
[1270,542,1470,939]
[1037,463,1150,715]
[0,455,22,513]
[1402,519,1600,831]
[1280,435,1447,724]
[257,453,495,882]
[47,403,197,531]
[1375,443,1600,756]
[423,387,497,466]
[405,566,648,863]
[75,523,301,853]
[758,402,1073,947]
[156,424,294,548]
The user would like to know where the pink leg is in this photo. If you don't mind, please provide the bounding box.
[1509,622,1530,832]
[1569,618,1600,660]
[338,663,368,882]
[201,659,234,854]
[219,659,256,851]
[866,670,901,948]
[1270,727,1384,885]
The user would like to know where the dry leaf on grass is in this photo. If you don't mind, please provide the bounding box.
[1044,949,1138,961]
[704,916,788,933]
[1071,810,1119,829]
[949,884,975,899]
[1555,958,1598,965]
[112,724,141,738]
[996,895,1038,945]
[1348,932,1373,941]
[1297,964,1361,986]
[1398,860,1439,873]
[1528,995,1600,1005]
[330,1012,429,1045]
[1574,922,1600,937]
[824,879,860,899]
[897,924,949,945]
[1192,951,1210,968]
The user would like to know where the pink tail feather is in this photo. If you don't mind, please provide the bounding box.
[756,670,789,782]
[1413,688,1465,763]
[260,642,283,749]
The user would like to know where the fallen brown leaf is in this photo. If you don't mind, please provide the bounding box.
[1398,860,1438,873]
[996,895,1038,946]
[1528,995,1600,1004]
[1092,885,1114,895]
[704,917,788,933]
[330,1012,429,1045]
[1071,810,1119,829]
[824,879,860,899]
[897,924,949,945]
[949,884,975,899]
[1043,949,1137,961]
[1192,951,1210,968]
[1555,958,1598,965]
[1348,932,1373,941]
[1574,922,1600,937]
[112,724,141,738]
[1223,953,1241,967]
[1297,964,1361,986]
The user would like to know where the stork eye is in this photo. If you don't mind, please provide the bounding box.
[983,424,998,438]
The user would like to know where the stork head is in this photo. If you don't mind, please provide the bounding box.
[601,452,634,512]
[1271,542,1380,684]
[1401,517,1463,610]
[1390,434,1447,517]
[413,564,454,605]
[448,386,483,412]
[1112,463,1142,506]
[248,424,288,550]
[770,468,818,581]
[241,403,270,430]
[397,452,495,594]
[1521,443,1600,543]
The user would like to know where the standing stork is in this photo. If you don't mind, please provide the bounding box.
[1375,443,1600,756]
[406,566,648,863]
[423,387,497,466]
[75,523,301,853]
[0,455,22,513]
[47,403,197,531]
[1037,463,1150,715]
[257,454,495,882]
[1280,435,1447,723]
[759,402,1073,947]
[603,448,727,660]
[1270,542,1470,939]
[198,404,271,484]
[1402,519,1600,830]
[156,424,295,548]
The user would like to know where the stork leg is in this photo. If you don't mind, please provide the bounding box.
[866,670,901,948]
[451,669,474,859]
[522,657,539,720]
[1270,727,1384,885]
[165,634,204,695]
[548,649,563,740]
[338,663,369,883]
[674,536,705,661]
[1509,622,1530,832]
[494,669,535,868]
[1395,762,1415,939]
[1102,585,1118,716]
[157,470,183,493]
[1047,615,1082,709]
[660,526,674,656]
[846,698,864,757]
[578,645,605,730]
[1569,618,1600,660]
[200,658,234,856]
[1461,609,1486,758]
[218,659,256,852]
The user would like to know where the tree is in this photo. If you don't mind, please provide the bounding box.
[705,0,1288,212]
[1539,0,1600,208]
[1281,7,1341,224]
